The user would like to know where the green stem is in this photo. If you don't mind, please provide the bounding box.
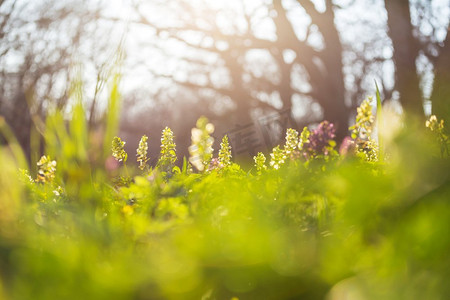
[124,162,130,178]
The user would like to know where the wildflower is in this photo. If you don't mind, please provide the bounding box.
[350,98,375,140]
[357,138,379,162]
[339,136,356,156]
[284,128,299,159]
[105,156,120,172]
[36,155,57,183]
[112,136,127,162]
[298,127,310,151]
[189,117,214,172]
[349,98,380,162]
[425,115,449,157]
[53,186,64,197]
[218,135,232,167]
[136,135,149,171]
[425,115,444,133]
[208,158,221,171]
[303,121,338,159]
[157,127,177,171]
[19,169,34,184]
[270,145,286,169]
[254,152,267,174]
[122,205,134,216]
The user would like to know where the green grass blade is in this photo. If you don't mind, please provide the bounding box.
[375,81,384,161]
[103,73,122,159]
[103,43,124,160]
[70,72,88,162]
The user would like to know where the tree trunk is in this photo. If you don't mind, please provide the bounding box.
[317,0,349,141]
[10,90,32,160]
[430,28,450,132]
[221,48,254,127]
[385,0,423,116]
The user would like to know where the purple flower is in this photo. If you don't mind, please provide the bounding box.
[303,121,336,158]
[339,136,356,156]
[208,158,222,171]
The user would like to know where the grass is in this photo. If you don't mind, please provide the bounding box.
[0,80,449,299]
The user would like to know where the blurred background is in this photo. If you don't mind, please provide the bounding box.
[0,0,449,162]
